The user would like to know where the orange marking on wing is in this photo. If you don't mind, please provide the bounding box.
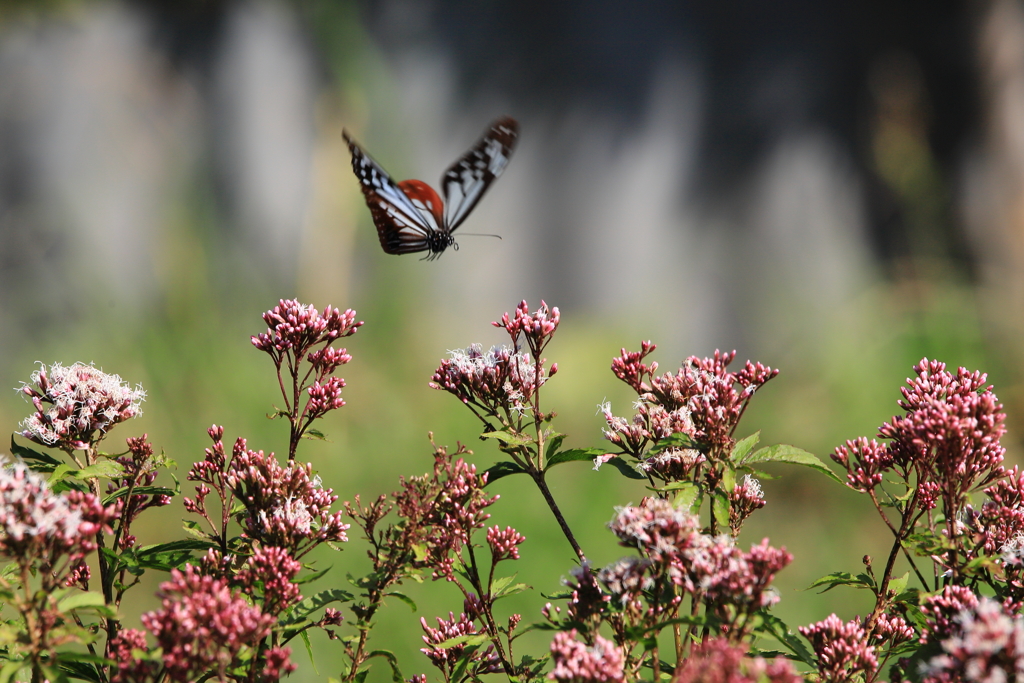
[398,179,444,226]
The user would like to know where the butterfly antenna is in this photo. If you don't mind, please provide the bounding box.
[456,233,503,240]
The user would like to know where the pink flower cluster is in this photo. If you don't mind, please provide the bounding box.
[141,565,293,682]
[548,630,624,683]
[251,299,361,359]
[18,361,145,450]
[487,525,526,561]
[235,546,303,616]
[430,301,560,424]
[921,597,1024,683]
[673,637,802,683]
[0,461,116,580]
[606,498,791,612]
[419,612,501,678]
[494,299,560,357]
[108,628,158,683]
[395,451,498,581]
[226,443,349,557]
[833,359,1006,508]
[729,475,766,533]
[604,346,777,467]
[799,614,878,683]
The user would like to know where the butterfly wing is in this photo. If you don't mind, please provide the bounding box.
[343,131,443,255]
[441,117,519,232]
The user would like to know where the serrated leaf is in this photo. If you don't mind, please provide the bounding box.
[10,437,62,466]
[544,435,566,460]
[493,582,529,601]
[137,539,216,556]
[668,482,701,511]
[545,448,606,471]
[730,432,760,463]
[483,461,527,484]
[480,430,533,447]
[386,592,417,611]
[807,571,874,593]
[650,433,698,453]
[720,467,737,493]
[601,456,646,480]
[279,589,354,628]
[295,565,333,585]
[741,445,843,484]
[103,486,176,506]
[181,520,206,539]
[304,428,327,441]
[435,633,489,650]
[75,460,127,480]
[756,611,816,667]
[887,572,909,596]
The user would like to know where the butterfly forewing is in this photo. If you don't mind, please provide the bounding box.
[441,117,519,232]
[343,132,441,255]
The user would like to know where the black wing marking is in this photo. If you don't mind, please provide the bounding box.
[441,117,519,232]
[343,130,441,255]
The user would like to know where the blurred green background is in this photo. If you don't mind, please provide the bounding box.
[1,0,1023,680]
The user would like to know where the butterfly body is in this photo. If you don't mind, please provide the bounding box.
[344,117,519,260]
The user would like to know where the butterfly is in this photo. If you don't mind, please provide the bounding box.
[343,117,519,260]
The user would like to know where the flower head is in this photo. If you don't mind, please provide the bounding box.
[141,565,279,682]
[251,300,361,359]
[18,362,145,450]
[921,597,1024,683]
[673,637,802,683]
[419,613,501,677]
[799,614,878,683]
[548,630,624,683]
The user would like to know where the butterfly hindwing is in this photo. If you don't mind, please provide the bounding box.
[343,131,440,255]
[441,117,519,232]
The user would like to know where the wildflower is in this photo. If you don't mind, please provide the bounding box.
[225,444,349,557]
[494,300,560,357]
[729,475,766,532]
[18,362,145,450]
[0,460,117,581]
[921,586,981,642]
[799,614,878,683]
[598,556,653,607]
[419,613,501,677]
[429,343,548,417]
[921,597,1024,683]
[564,565,611,623]
[548,630,624,683]
[141,565,279,682]
[235,546,302,616]
[487,525,526,562]
[873,613,916,646]
[108,629,158,683]
[674,637,802,683]
[251,299,361,359]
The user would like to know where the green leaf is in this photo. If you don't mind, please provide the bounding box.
[741,445,843,484]
[300,630,318,674]
[807,571,875,593]
[756,611,816,667]
[279,589,354,628]
[711,490,730,530]
[386,592,417,611]
[435,633,489,650]
[75,460,127,480]
[57,591,108,613]
[294,565,333,585]
[0,659,25,683]
[483,461,527,484]
[137,539,216,557]
[887,572,909,596]
[545,448,607,471]
[670,483,702,513]
[366,650,404,683]
[480,430,533,447]
[10,437,62,467]
[650,433,698,453]
[304,428,327,441]
[544,434,566,460]
[720,467,737,493]
[181,520,206,539]
[491,574,529,600]
[102,486,176,506]
[730,432,761,463]
[600,456,646,480]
